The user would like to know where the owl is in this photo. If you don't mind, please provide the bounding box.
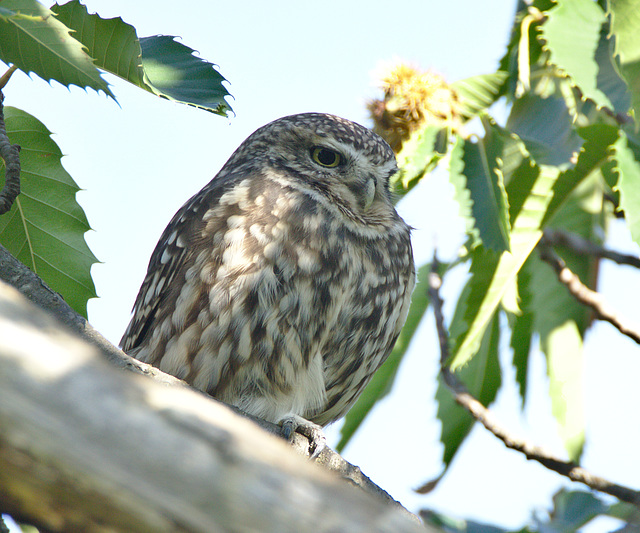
[120,113,415,455]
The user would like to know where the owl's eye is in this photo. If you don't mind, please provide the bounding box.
[310,146,342,168]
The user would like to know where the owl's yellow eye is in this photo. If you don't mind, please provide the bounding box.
[311,146,342,168]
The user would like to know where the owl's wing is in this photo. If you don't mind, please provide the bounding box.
[119,188,221,353]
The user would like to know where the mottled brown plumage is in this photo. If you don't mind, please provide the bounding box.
[120,113,414,451]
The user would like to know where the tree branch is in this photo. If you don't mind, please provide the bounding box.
[0,279,429,532]
[538,241,640,345]
[427,254,640,507]
[0,243,417,521]
[543,228,640,270]
[0,90,21,215]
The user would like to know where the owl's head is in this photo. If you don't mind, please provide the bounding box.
[229,113,400,224]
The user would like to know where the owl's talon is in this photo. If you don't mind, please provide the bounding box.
[279,415,326,459]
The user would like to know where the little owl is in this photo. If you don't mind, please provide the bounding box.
[120,113,415,455]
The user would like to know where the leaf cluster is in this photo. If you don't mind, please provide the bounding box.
[341,0,640,495]
[0,0,231,317]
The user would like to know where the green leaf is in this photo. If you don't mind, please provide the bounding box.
[543,489,608,533]
[392,125,447,198]
[448,136,481,248]
[140,35,232,116]
[449,121,612,372]
[336,262,434,452]
[436,310,501,468]
[51,0,145,88]
[527,175,602,460]
[0,107,98,317]
[542,123,619,226]
[611,129,640,247]
[506,89,581,167]
[451,71,509,120]
[609,0,640,124]
[50,2,232,115]
[594,24,631,115]
[0,0,112,97]
[544,317,585,461]
[448,161,559,371]
[540,0,613,110]
[510,256,535,408]
[455,122,512,253]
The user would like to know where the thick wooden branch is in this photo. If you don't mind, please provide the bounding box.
[0,244,411,515]
[0,280,429,532]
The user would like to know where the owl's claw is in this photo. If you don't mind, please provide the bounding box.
[280,415,326,459]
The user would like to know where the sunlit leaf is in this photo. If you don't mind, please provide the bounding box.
[542,123,619,226]
[392,125,447,199]
[448,161,557,371]
[448,136,481,248]
[540,0,613,110]
[51,0,145,88]
[451,119,515,253]
[451,71,509,120]
[0,107,98,317]
[50,2,232,115]
[611,129,640,247]
[0,0,112,97]
[140,35,232,116]
[609,0,640,124]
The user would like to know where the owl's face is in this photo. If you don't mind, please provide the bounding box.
[230,113,399,224]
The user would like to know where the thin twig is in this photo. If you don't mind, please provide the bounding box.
[538,241,640,345]
[543,228,640,269]
[427,253,640,506]
[0,65,18,91]
[0,90,21,215]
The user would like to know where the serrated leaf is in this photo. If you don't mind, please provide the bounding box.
[0,0,112,97]
[611,129,640,246]
[448,161,558,371]
[451,71,509,120]
[529,175,602,460]
[543,489,609,532]
[436,310,501,468]
[511,256,534,408]
[449,118,525,253]
[609,0,640,125]
[140,35,232,116]
[542,123,619,226]
[540,0,613,110]
[449,136,481,247]
[457,130,511,253]
[51,0,145,88]
[392,124,447,198]
[50,2,232,116]
[449,121,613,372]
[336,262,434,452]
[506,89,582,166]
[0,107,98,317]
[595,24,632,115]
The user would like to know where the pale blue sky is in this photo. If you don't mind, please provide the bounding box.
[4,1,640,530]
